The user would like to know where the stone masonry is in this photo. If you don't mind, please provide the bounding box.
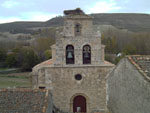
[32,8,114,113]
[107,56,150,113]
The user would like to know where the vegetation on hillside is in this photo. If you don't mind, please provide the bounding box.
[1,13,150,89]
[0,13,150,33]
[0,13,150,67]
[0,36,55,71]
[102,32,150,64]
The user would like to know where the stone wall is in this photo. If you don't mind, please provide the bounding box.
[33,66,113,113]
[32,9,114,113]
[54,14,103,67]
[63,15,93,37]
[54,35,102,67]
[107,58,150,113]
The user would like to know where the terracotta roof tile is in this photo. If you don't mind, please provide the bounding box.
[33,59,53,70]
[0,88,51,113]
[128,55,150,82]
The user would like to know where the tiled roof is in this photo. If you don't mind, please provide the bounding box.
[0,88,51,113]
[33,59,53,71]
[104,60,114,65]
[128,55,150,82]
[36,59,53,67]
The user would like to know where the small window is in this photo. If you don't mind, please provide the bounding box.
[75,23,81,36]
[75,74,82,80]
[83,45,91,64]
[76,25,80,32]
[66,45,74,64]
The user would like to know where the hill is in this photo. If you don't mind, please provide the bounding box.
[91,13,150,32]
[0,21,44,32]
[0,13,150,33]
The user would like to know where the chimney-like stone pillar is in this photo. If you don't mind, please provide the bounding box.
[101,45,105,61]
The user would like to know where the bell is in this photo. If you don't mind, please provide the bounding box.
[67,52,73,58]
[84,52,89,58]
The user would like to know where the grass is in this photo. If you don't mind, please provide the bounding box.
[0,68,20,74]
[0,72,31,88]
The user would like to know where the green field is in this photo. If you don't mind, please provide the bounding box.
[0,72,31,88]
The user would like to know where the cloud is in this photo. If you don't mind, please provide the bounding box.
[1,0,20,8]
[0,12,59,24]
[145,11,150,14]
[0,17,21,24]
[123,0,129,3]
[21,12,59,21]
[86,0,121,13]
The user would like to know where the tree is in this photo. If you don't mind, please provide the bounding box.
[0,48,6,62]
[20,47,39,71]
[12,47,39,71]
[122,44,136,55]
[111,36,118,53]
[44,49,52,60]
[102,36,118,54]
[32,37,55,61]
[6,53,17,68]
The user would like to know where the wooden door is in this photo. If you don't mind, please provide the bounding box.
[73,95,86,112]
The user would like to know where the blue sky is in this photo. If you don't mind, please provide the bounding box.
[0,0,150,23]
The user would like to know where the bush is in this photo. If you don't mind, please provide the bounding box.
[122,44,136,55]
[44,49,52,60]
[13,47,40,71]
[19,47,39,71]
[0,48,6,62]
[6,53,17,68]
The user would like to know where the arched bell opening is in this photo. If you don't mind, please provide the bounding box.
[66,45,75,64]
[83,45,91,64]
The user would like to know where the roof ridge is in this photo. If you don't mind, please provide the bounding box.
[127,55,150,82]
[0,88,47,92]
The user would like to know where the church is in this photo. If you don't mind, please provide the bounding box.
[32,8,114,113]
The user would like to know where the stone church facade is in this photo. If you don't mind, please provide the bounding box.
[32,8,114,113]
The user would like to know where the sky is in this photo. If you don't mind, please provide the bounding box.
[0,0,150,23]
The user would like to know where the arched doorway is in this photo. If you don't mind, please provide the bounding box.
[73,95,86,112]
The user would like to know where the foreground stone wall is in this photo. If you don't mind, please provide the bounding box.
[107,58,150,113]
[33,66,113,113]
